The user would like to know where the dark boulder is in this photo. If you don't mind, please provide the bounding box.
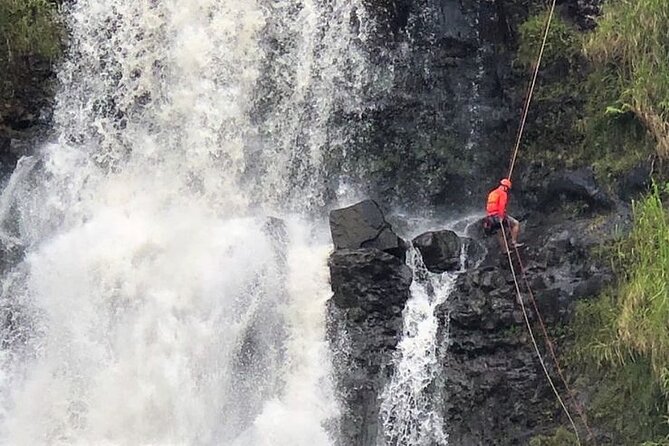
[329,248,412,311]
[543,167,613,210]
[327,248,412,445]
[412,229,462,273]
[329,200,406,261]
[619,159,653,200]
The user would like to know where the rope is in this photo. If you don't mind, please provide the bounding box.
[513,247,597,442]
[498,0,597,443]
[507,0,558,179]
[500,227,581,445]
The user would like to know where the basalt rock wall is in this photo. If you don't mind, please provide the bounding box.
[435,214,617,444]
[333,0,604,210]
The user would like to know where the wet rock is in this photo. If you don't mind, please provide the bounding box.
[327,248,412,445]
[436,261,565,445]
[435,217,616,444]
[329,200,406,261]
[412,230,462,273]
[543,167,613,209]
[619,159,653,200]
[330,248,412,311]
[463,237,487,269]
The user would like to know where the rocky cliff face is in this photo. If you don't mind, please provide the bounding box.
[0,52,58,178]
[435,212,619,444]
[327,201,412,444]
[329,0,605,210]
[327,194,622,444]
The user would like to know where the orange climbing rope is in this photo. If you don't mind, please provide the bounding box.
[500,0,597,444]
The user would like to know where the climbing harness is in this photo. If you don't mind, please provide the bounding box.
[500,0,597,443]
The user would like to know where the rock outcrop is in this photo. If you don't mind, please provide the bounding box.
[542,167,614,210]
[412,229,462,273]
[329,199,407,261]
[327,201,411,445]
[434,216,616,444]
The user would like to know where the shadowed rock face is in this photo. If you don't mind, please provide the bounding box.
[434,215,617,445]
[412,229,462,273]
[326,200,412,445]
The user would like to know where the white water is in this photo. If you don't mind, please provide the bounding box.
[0,1,375,444]
[378,218,479,446]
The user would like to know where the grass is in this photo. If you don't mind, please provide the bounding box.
[0,0,63,125]
[516,11,580,70]
[616,185,669,386]
[570,185,669,443]
[529,427,579,446]
[515,2,665,181]
[0,0,62,64]
[585,0,669,159]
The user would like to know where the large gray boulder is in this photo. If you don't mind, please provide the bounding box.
[412,230,462,273]
[329,200,406,261]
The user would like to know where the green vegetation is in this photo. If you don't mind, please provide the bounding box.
[514,2,669,443]
[514,12,588,171]
[0,0,62,113]
[586,0,669,159]
[0,0,62,63]
[517,11,580,69]
[571,186,669,443]
[515,0,669,180]
[529,427,579,446]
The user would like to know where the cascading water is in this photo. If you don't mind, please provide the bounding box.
[378,219,480,446]
[0,1,377,444]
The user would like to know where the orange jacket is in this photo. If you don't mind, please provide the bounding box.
[486,186,508,217]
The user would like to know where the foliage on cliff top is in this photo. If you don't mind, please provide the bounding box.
[572,185,669,443]
[0,0,62,63]
[517,11,580,70]
[586,0,669,159]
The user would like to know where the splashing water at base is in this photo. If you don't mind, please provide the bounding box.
[0,0,377,444]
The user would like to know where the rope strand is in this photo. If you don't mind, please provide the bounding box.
[500,0,594,443]
[500,228,581,445]
[513,248,597,442]
[507,0,558,179]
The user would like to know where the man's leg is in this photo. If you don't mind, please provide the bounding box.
[496,231,507,252]
[507,215,520,246]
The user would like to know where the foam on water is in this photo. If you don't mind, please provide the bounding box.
[0,0,376,444]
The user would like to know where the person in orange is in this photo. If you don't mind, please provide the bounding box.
[484,178,522,251]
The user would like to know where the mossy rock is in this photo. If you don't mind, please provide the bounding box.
[529,427,579,446]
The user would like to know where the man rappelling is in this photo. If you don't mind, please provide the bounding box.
[483,178,522,252]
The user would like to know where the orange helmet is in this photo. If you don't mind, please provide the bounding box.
[500,178,512,189]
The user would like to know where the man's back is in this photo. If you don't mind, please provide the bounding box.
[486,186,508,217]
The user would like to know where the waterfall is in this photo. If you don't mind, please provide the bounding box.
[0,1,375,444]
[378,219,478,446]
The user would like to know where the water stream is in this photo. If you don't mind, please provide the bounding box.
[0,1,377,444]
[378,217,483,446]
